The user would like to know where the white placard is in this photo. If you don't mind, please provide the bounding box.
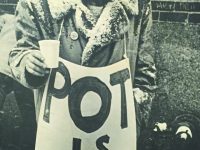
[36,58,137,150]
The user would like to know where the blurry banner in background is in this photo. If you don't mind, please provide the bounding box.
[36,58,137,150]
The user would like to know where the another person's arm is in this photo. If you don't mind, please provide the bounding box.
[9,0,48,88]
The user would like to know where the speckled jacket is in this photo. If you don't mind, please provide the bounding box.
[9,0,156,136]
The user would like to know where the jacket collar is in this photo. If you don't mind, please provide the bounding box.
[30,0,138,20]
[29,0,138,65]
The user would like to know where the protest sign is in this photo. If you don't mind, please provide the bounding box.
[36,58,136,150]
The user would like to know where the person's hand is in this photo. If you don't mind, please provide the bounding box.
[133,88,149,104]
[25,51,49,77]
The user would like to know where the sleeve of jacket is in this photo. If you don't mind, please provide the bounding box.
[9,0,47,89]
[133,0,156,127]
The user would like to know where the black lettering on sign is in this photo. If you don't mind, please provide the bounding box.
[110,68,130,129]
[96,135,110,150]
[43,62,71,122]
[73,138,81,150]
[68,77,112,133]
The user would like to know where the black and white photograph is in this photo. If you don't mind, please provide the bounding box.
[0,0,199,150]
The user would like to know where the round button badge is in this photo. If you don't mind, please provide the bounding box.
[70,31,79,40]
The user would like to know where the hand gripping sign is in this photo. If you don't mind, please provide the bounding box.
[35,58,137,150]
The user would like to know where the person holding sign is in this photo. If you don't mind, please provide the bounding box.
[9,0,156,149]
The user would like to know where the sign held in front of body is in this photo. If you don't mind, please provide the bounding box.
[35,58,137,150]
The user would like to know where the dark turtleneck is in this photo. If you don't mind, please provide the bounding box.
[82,0,110,6]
